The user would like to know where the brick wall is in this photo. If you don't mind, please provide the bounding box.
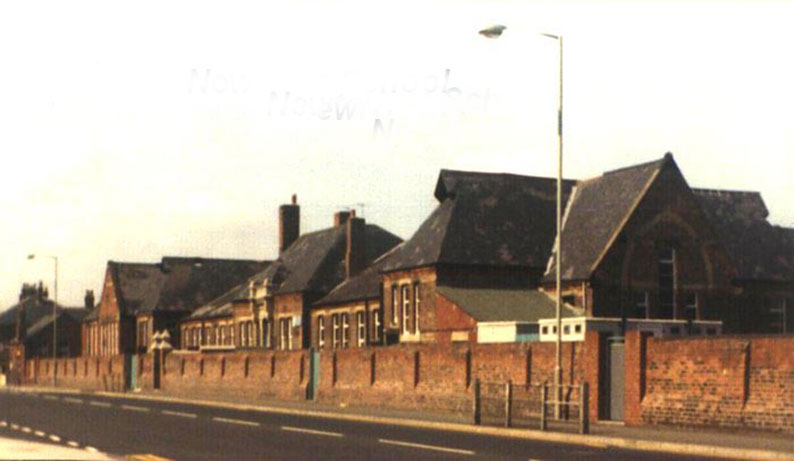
[25,355,125,392]
[632,334,794,432]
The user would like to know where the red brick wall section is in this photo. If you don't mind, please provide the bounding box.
[640,335,794,432]
[25,356,125,392]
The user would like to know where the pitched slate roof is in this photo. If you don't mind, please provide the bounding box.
[188,223,402,320]
[382,170,575,272]
[254,224,402,295]
[106,257,269,316]
[25,308,87,338]
[437,286,580,322]
[544,154,670,282]
[0,297,60,330]
[694,189,794,282]
[313,245,402,306]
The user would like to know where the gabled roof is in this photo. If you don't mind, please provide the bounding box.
[437,286,580,323]
[694,189,794,282]
[107,257,270,316]
[382,169,575,272]
[313,245,402,307]
[544,154,670,282]
[254,224,402,295]
[0,297,60,330]
[25,308,87,338]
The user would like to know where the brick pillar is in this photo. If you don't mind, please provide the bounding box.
[583,330,602,422]
[624,330,649,425]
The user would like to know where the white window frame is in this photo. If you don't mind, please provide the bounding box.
[401,285,410,334]
[373,310,381,342]
[332,314,340,348]
[318,316,326,349]
[684,292,698,320]
[342,314,350,348]
[635,291,649,319]
[413,283,421,335]
[356,311,365,347]
[391,286,398,325]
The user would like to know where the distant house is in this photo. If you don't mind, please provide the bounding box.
[0,283,90,359]
[694,188,794,333]
[82,257,269,356]
[182,198,402,351]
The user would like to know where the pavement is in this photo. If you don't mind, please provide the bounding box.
[0,434,114,460]
[4,385,794,460]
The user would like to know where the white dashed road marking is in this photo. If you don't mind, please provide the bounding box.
[64,397,84,404]
[10,424,19,430]
[67,441,80,448]
[0,421,6,427]
[34,430,46,437]
[121,404,150,412]
[21,426,31,433]
[162,410,197,418]
[49,434,61,442]
[90,400,112,408]
[85,446,99,453]
[43,395,59,401]
[212,417,260,427]
[281,426,343,437]
[378,439,475,455]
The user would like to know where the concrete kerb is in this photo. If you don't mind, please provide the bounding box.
[6,387,794,461]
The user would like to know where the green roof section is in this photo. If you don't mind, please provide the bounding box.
[437,286,581,323]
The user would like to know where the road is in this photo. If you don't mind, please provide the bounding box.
[0,390,718,460]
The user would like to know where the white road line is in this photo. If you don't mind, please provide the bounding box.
[121,404,150,412]
[162,410,197,418]
[64,397,84,404]
[34,430,46,437]
[21,426,31,433]
[212,417,260,427]
[378,439,475,455]
[281,426,343,438]
[0,421,7,427]
[43,395,59,401]
[85,446,99,453]
[67,441,80,448]
[49,434,61,442]
[89,401,112,408]
[10,424,19,430]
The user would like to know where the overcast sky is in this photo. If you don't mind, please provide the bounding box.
[2,0,792,309]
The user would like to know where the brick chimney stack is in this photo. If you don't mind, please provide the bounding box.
[279,194,300,255]
[334,210,352,228]
[84,290,95,309]
[345,213,366,279]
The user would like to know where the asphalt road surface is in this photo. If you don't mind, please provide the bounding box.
[0,390,719,460]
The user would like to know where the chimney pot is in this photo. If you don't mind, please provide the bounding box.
[334,211,352,228]
[279,196,301,255]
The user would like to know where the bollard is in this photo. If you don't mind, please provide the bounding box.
[580,382,589,434]
[473,378,481,425]
[540,384,547,431]
[505,380,512,428]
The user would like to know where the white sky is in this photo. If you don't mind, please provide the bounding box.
[1,0,792,309]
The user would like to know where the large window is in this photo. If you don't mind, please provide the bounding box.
[332,314,340,348]
[318,316,326,349]
[401,285,410,334]
[279,318,292,350]
[413,283,421,334]
[391,286,398,325]
[356,311,365,347]
[342,314,350,348]
[658,246,675,318]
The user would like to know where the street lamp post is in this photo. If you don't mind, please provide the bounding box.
[28,254,58,386]
[479,25,564,418]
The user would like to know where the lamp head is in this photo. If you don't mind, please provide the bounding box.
[478,24,506,39]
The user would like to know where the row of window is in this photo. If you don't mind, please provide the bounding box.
[391,283,420,335]
[85,322,119,357]
[181,318,296,350]
[317,310,380,349]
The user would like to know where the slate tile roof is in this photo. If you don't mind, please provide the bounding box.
[313,245,402,306]
[25,308,87,338]
[544,154,670,282]
[100,257,270,317]
[437,286,581,322]
[189,223,402,320]
[694,189,794,282]
[382,169,575,272]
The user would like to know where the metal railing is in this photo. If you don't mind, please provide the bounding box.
[472,379,589,434]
